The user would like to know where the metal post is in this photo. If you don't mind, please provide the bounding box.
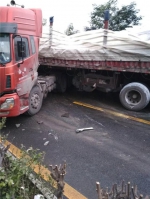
[49,16,54,48]
[104,10,109,30]
[103,10,109,46]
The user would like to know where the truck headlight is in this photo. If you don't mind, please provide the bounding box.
[0,98,14,110]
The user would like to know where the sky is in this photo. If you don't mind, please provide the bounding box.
[0,0,149,33]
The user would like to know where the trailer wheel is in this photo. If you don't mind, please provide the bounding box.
[119,83,150,111]
[26,86,43,116]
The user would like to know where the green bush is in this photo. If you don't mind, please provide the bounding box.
[0,118,65,199]
[0,117,6,130]
[0,144,55,199]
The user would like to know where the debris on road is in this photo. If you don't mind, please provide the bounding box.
[48,131,58,141]
[43,138,46,140]
[16,124,21,128]
[54,135,58,141]
[37,121,43,124]
[44,141,49,146]
[76,127,94,133]
[61,112,69,118]
[22,129,25,131]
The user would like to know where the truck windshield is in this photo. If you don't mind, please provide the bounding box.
[0,33,11,65]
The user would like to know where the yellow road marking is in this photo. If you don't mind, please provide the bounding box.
[73,101,150,126]
[0,139,87,199]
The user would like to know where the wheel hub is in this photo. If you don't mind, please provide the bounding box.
[31,94,40,109]
[126,90,141,105]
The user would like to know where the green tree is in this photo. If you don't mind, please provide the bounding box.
[89,0,142,31]
[65,23,79,36]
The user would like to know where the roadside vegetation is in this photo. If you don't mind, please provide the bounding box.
[0,118,66,199]
[0,117,6,131]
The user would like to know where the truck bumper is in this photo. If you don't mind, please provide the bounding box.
[0,93,21,117]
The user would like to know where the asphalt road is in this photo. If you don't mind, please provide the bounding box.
[1,89,150,198]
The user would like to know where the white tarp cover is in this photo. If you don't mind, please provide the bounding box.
[126,26,150,41]
[39,26,150,62]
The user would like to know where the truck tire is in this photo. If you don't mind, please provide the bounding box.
[26,86,43,116]
[119,82,150,111]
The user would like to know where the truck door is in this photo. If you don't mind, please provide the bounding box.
[13,35,37,96]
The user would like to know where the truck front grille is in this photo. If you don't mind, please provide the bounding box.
[6,75,11,88]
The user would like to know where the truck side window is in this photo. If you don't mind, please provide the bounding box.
[14,37,29,62]
[30,36,36,54]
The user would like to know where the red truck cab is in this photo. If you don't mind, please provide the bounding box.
[0,5,42,117]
